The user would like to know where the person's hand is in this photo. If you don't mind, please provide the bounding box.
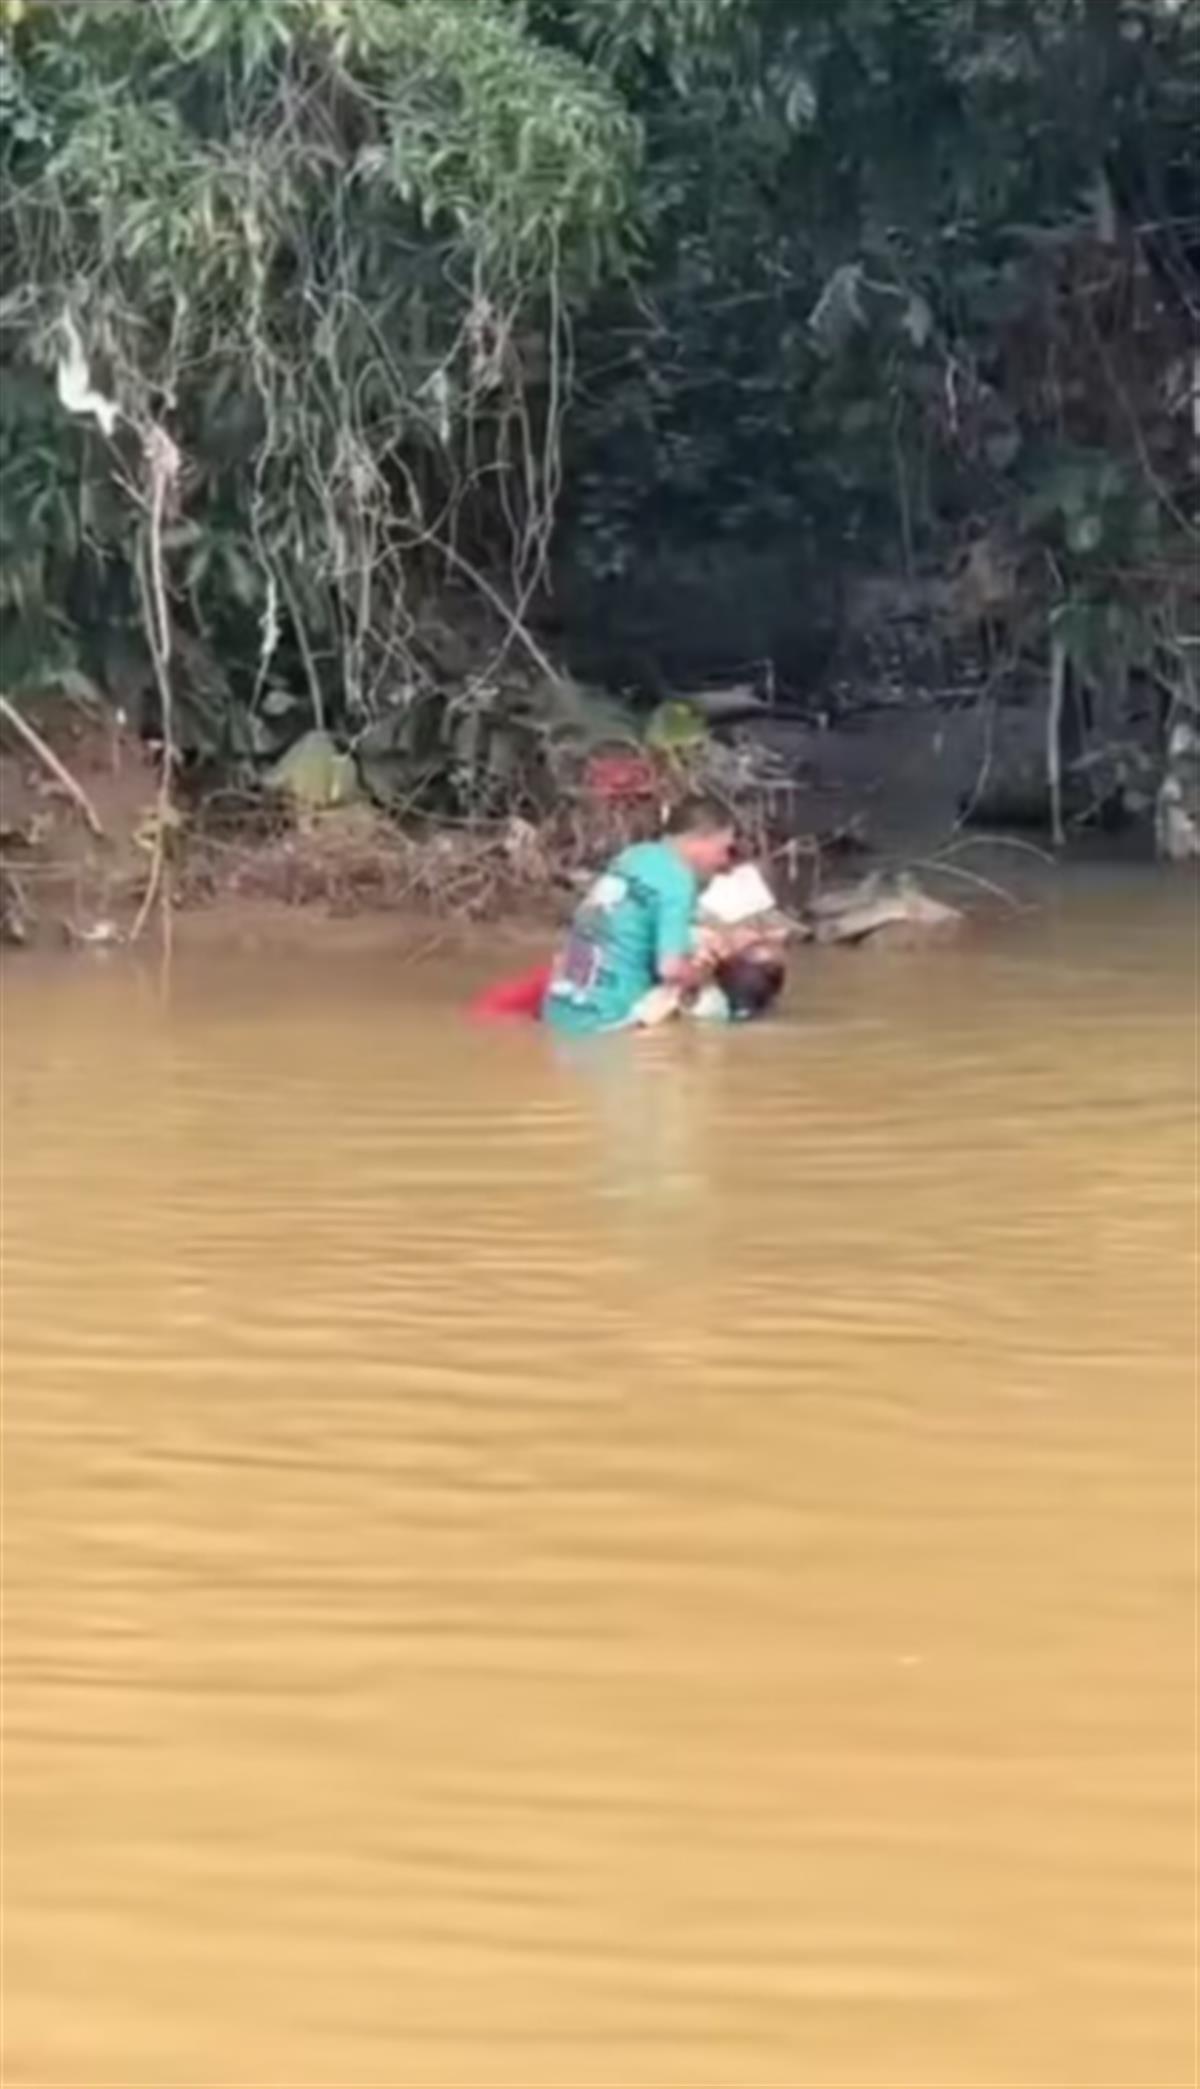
[660,951,714,991]
[709,923,761,959]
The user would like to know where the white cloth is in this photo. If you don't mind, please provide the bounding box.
[699,863,777,926]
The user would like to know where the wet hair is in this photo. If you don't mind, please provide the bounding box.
[664,794,737,838]
[715,952,785,1021]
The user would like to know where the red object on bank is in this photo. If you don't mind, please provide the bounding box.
[583,750,658,803]
[469,963,553,1022]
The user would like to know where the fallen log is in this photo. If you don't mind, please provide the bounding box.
[806,872,964,946]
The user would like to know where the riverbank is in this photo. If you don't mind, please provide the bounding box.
[0,690,1166,960]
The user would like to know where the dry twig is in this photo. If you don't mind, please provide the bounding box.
[130,423,181,943]
[0,694,106,838]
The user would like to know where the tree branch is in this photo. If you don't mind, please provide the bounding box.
[0,694,106,838]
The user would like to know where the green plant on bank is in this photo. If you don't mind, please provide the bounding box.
[0,0,639,801]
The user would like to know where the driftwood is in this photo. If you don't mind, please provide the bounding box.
[805,872,964,946]
[1,868,30,946]
[676,681,769,724]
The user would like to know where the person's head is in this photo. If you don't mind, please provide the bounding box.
[664,795,737,879]
[714,950,785,1022]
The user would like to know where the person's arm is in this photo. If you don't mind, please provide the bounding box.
[659,950,709,989]
[705,919,787,962]
[653,870,707,989]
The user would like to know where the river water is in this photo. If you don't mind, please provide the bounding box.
[2,876,1195,2087]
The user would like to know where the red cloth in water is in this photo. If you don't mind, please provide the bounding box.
[469,963,552,1022]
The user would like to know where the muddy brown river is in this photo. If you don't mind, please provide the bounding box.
[1,875,1195,2087]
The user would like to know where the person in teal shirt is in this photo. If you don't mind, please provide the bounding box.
[542,796,737,1036]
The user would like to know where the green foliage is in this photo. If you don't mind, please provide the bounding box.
[0,0,639,787]
[268,727,359,810]
[0,0,1196,817]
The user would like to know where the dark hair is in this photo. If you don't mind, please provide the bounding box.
[715,952,785,1020]
[664,794,737,838]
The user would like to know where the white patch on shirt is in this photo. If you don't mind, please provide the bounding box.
[587,873,628,910]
